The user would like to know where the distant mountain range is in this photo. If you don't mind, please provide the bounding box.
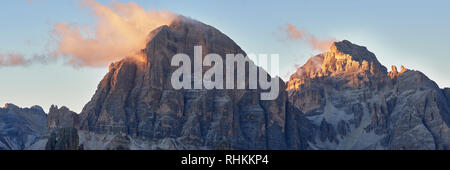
[1,16,450,150]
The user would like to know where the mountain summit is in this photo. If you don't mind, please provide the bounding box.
[1,18,450,150]
[76,16,309,150]
[287,40,389,90]
[287,40,450,150]
[40,24,450,150]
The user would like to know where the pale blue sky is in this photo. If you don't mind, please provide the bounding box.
[1,0,449,113]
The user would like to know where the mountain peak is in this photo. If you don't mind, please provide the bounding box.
[329,40,380,64]
[141,15,244,64]
[2,103,45,113]
[169,15,204,28]
[287,40,388,90]
[3,103,19,109]
[76,15,298,150]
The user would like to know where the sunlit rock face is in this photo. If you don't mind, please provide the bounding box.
[2,20,449,150]
[287,40,450,150]
[78,16,309,150]
[287,40,389,91]
[0,104,48,150]
[388,65,408,80]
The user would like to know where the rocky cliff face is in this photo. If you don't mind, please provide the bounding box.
[287,40,390,91]
[46,128,80,150]
[287,40,450,150]
[443,88,450,107]
[0,104,48,150]
[47,105,79,130]
[77,16,308,150]
[45,105,82,150]
[1,18,449,150]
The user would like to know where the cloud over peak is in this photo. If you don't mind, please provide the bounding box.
[51,0,177,67]
[280,23,336,52]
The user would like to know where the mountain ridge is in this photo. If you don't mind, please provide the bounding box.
[287,40,450,149]
[1,18,450,150]
[75,15,305,150]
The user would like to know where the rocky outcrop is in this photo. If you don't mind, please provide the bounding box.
[388,65,408,80]
[47,105,79,130]
[45,105,81,150]
[287,40,450,150]
[1,18,448,150]
[0,104,47,150]
[78,16,306,150]
[46,128,80,150]
[387,70,450,150]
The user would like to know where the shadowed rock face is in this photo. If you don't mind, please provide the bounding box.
[0,104,47,150]
[444,88,450,107]
[48,105,79,130]
[45,105,81,150]
[78,16,308,150]
[45,128,80,150]
[2,19,449,150]
[287,40,450,150]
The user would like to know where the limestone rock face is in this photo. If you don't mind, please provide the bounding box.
[78,16,305,150]
[444,88,450,106]
[2,19,448,150]
[0,104,47,150]
[287,40,390,91]
[47,105,79,130]
[388,65,408,79]
[46,128,80,150]
[45,106,81,150]
[287,40,450,150]
[387,71,450,150]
